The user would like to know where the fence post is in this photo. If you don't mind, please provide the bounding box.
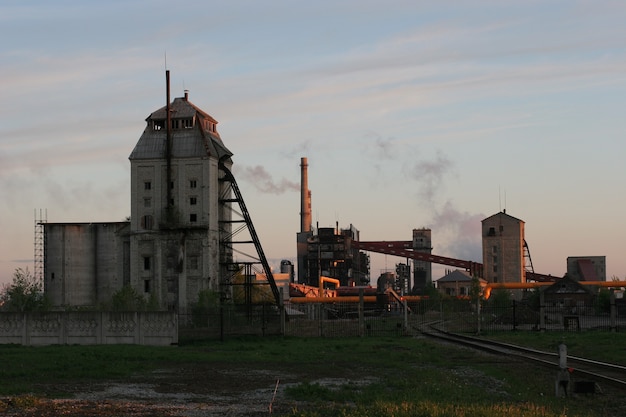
[318,303,324,337]
[539,289,546,332]
[440,301,445,332]
[512,299,517,331]
[610,289,616,332]
[359,288,365,337]
[279,287,285,336]
[476,298,481,336]
[403,299,408,334]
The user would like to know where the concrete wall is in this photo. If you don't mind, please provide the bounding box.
[44,223,130,307]
[0,311,177,346]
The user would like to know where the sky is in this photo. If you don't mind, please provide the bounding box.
[1,0,625,288]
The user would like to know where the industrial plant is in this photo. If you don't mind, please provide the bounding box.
[39,74,612,316]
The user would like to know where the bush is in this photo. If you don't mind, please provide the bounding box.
[0,268,49,312]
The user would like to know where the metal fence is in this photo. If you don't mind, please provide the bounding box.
[178,293,625,341]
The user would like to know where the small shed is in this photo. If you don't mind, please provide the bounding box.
[437,270,486,297]
[542,276,594,313]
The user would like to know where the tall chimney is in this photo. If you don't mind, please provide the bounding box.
[300,157,312,232]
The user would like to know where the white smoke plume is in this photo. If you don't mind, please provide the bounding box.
[236,165,300,195]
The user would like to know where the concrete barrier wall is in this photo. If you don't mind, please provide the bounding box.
[0,311,177,346]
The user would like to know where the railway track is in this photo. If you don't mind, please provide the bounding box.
[414,322,626,392]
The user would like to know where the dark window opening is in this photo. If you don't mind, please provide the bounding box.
[144,279,151,293]
[190,197,197,205]
[190,213,197,222]
[188,256,198,270]
[153,120,165,131]
[144,181,151,190]
[190,180,197,188]
[141,215,154,230]
[143,256,151,270]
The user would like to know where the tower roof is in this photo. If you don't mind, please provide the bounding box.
[129,94,232,161]
[481,210,524,224]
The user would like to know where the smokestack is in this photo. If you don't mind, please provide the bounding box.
[300,157,312,232]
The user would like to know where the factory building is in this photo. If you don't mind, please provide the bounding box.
[44,81,234,314]
[566,256,606,281]
[295,158,369,287]
[300,225,370,288]
[481,211,526,284]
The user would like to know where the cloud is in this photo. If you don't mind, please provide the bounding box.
[235,165,300,195]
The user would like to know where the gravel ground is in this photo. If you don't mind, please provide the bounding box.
[0,362,372,416]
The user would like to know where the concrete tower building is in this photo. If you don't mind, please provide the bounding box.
[128,86,233,313]
[44,78,236,313]
[481,211,525,284]
[412,228,432,293]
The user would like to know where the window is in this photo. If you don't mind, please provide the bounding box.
[143,256,151,271]
[189,179,197,188]
[190,197,197,205]
[190,213,197,222]
[153,120,164,131]
[144,279,151,293]
[499,225,504,232]
[183,118,193,128]
[493,265,498,273]
[144,198,151,208]
[488,227,495,236]
[492,245,498,253]
[141,215,154,230]
[460,287,466,295]
[493,256,497,263]
[493,276,498,283]
[170,181,174,189]
[188,256,198,270]
[144,181,152,190]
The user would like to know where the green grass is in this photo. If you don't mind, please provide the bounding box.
[480,331,626,365]
[0,336,624,416]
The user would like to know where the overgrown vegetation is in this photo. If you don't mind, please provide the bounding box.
[0,268,49,312]
[100,284,160,311]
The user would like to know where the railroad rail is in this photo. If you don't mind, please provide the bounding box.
[415,323,626,392]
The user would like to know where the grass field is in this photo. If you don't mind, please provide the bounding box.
[1,333,625,416]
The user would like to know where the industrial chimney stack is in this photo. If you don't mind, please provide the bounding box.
[300,157,312,233]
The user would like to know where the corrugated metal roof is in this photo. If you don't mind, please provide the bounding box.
[130,96,232,161]
[148,97,218,123]
[437,269,473,282]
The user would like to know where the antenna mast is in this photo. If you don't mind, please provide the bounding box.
[165,70,173,220]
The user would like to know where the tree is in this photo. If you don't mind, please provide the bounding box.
[0,268,49,312]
